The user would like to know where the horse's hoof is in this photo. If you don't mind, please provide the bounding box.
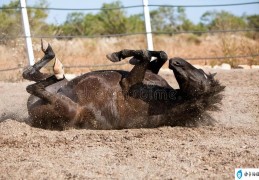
[53,57,64,80]
[106,52,121,62]
[41,39,49,53]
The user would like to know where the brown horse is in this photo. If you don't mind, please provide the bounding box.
[23,40,225,130]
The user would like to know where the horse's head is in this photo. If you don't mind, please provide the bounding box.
[169,57,222,97]
[168,57,225,126]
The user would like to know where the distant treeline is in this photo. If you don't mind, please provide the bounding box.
[1,0,258,38]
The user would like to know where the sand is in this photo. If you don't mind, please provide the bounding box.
[0,69,259,179]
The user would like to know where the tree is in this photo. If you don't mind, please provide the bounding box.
[97,1,144,34]
[0,0,21,37]
[150,7,187,32]
[126,14,144,33]
[0,0,50,39]
[27,0,50,35]
[61,12,85,36]
[246,15,259,39]
[200,10,247,30]
[97,1,127,34]
[60,1,144,36]
[180,20,207,33]
[247,15,259,29]
[82,14,104,35]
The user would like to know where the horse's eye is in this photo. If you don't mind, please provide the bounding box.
[174,61,181,66]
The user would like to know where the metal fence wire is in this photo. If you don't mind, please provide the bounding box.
[0,1,259,72]
[1,1,258,10]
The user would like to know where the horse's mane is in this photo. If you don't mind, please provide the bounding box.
[169,73,225,127]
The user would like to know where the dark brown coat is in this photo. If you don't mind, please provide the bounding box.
[24,41,224,130]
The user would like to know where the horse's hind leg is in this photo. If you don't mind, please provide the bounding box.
[23,39,56,82]
[26,75,80,130]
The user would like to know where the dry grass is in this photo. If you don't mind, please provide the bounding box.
[0,34,258,81]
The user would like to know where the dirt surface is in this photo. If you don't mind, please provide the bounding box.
[0,69,259,179]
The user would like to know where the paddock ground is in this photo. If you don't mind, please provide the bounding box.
[0,69,258,179]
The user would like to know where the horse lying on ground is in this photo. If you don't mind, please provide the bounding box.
[23,40,225,130]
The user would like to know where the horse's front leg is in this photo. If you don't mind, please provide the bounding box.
[26,64,79,130]
[126,50,168,74]
[147,51,168,74]
[107,49,163,94]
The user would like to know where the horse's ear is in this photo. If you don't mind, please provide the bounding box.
[211,73,217,77]
[209,73,217,79]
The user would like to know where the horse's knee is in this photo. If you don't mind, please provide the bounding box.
[22,66,34,80]
[26,83,44,94]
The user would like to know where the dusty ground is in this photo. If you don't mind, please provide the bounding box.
[0,69,259,179]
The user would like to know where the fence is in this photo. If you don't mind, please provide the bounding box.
[0,0,259,72]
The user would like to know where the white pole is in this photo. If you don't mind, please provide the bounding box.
[142,0,153,51]
[20,0,34,66]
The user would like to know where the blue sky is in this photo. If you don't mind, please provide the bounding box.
[1,0,259,24]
